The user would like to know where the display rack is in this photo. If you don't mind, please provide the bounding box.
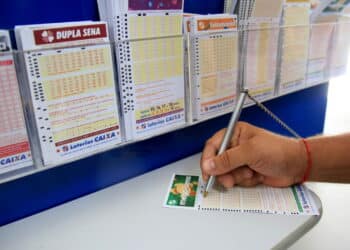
[1,22,348,182]
[0,0,340,226]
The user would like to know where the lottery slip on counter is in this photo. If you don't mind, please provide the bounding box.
[0,153,322,250]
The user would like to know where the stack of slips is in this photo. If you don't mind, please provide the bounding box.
[98,0,186,140]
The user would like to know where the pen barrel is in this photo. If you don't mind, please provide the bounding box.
[205,91,247,193]
[218,91,247,155]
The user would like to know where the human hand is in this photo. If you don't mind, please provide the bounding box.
[200,122,307,188]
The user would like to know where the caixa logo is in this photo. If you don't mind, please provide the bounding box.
[1,154,27,166]
[94,132,116,142]
[62,146,69,152]
[63,132,117,152]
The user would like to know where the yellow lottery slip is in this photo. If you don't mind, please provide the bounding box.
[279,1,311,95]
[98,0,184,42]
[164,174,319,216]
[245,21,280,101]
[0,30,33,174]
[128,14,182,40]
[120,36,185,140]
[230,0,299,97]
[232,0,283,102]
[307,22,334,86]
[111,5,186,140]
[188,15,239,121]
[98,0,186,140]
[15,22,122,167]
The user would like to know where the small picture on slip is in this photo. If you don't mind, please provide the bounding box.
[164,174,200,208]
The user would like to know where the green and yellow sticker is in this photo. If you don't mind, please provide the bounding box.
[166,175,199,208]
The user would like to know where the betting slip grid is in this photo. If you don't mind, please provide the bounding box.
[194,35,238,119]
[278,1,311,95]
[306,23,335,87]
[241,0,283,101]
[198,185,314,215]
[15,22,123,167]
[244,22,280,101]
[129,37,185,137]
[117,34,185,140]
[24,45,121,166]
[0,62,27,146]
[164,174,319,216]
[0,32,32,174]
[188,16,239,121]
[110,1,186,140]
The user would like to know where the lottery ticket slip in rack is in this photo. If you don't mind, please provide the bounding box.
[0,30,33,174]
[306,18,334,87]
[15,21,122,167]
[187,14,239,121]
[98,0,186,140]
[243,0,284,102]
[278,0,311,95]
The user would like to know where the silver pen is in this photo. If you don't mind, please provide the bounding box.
[203,90,248,197]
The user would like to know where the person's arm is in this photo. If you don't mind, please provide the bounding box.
[200,122,350,188]
[307,134,350,183]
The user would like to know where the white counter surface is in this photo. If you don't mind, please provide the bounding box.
[0,154,322,250]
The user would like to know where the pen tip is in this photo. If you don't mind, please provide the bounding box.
[203,191,208,198]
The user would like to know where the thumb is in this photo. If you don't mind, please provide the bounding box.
[203,143,252,176]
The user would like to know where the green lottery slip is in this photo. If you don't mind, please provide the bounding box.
[164,174,319,216]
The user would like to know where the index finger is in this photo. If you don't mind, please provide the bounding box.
[200,122,255,168]
[200,129,226,181]
[200,122,259,180]
[201,129,226,163]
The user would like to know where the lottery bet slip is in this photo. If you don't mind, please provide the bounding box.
[98,0,186,141]
[15,21,122,167]
[164,174,319,216]
[0,30,33,174]
[187,14,239,121]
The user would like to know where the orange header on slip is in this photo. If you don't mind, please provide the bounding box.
[197,18,237,32]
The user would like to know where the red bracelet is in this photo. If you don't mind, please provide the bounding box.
[301,139,312,183]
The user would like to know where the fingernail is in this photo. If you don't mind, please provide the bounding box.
[205,159,216,171]
[259,175,265,182]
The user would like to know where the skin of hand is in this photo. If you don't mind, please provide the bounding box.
[200,122,308,188]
